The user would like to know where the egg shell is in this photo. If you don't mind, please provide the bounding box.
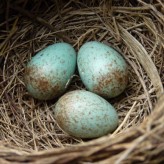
[54,90,118,138]
[24,43,76,100]
[77,41,128,98]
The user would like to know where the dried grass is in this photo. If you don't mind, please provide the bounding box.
[0,0,164,163]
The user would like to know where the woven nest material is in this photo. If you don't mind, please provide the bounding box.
[0,0,164,163]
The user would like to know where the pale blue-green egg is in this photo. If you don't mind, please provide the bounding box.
[77,41,128,98]
[24,43,76,100]
[54,90,118,138]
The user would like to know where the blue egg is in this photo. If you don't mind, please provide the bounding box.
[54,90,118,138]
[24,43,76,100]
[77,41,128,98]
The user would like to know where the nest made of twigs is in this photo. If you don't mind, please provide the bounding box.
[0,0,164,163]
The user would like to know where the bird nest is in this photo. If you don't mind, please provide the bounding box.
[0,0,163,163]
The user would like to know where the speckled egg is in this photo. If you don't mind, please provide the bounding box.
[24,43,76,100]
[77,41,128,98]
[54,90,118,138]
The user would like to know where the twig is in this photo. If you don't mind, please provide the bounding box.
[112,101,137,135]
[9,4,73,44]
